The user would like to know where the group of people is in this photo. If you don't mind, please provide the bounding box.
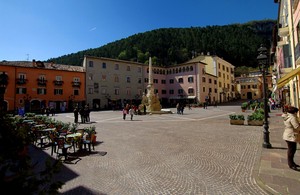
[122,104,135,120]
[176,103,185,114]
[73,104,90,123]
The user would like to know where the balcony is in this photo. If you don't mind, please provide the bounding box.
[37,79,47,86]
[72,81,81,88]
[16,78,27,85]
[53,80,64,86]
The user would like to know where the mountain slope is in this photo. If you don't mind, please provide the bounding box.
[47,20,276,68]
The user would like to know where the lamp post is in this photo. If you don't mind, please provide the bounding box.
[257,44,272,148]
[0,72,8,114]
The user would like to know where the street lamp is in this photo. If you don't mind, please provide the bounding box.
[257,44,272,148]
[0,72,8,113]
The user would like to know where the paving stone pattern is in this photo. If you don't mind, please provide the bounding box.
[43,106,271,195]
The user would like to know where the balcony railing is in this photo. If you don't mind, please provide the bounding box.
[37,79,47,86]
[72,81,81,87]
[53,80,64,86]
[16,78,27,85]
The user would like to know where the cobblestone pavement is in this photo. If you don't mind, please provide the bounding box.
[42,105,270,195]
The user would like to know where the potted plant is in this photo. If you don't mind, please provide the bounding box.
[84,125,96,135]
[241,102,248,112]
[247,111,264,126]
[229,114,245,125]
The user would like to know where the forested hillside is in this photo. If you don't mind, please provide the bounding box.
[47,20,276,68]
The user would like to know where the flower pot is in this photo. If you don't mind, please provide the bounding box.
[230,119,244,125]
[247,120,264,126]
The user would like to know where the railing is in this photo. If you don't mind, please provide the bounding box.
[53,80,64,86]
[72,81,81,87]
[37,79,47,86]
[16,78,27,85]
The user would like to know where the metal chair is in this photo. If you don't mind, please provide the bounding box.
[55,137,73,161]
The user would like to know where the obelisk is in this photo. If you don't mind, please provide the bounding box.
[146,57,161,112]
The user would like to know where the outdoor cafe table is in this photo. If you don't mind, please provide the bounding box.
[66,133,83,151]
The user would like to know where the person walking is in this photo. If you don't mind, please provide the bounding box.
[79,107,85,123]
[84,104,90,123]
[122,107,127,120]
[74,107,79,123]
[129,106,134,120]
[282,106,300,170]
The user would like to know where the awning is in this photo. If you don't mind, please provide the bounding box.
[187,96,196,99]
[277,67,300,88]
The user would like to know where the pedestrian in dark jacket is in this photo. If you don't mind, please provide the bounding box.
[79,107,85,123]
[74,107,79,123]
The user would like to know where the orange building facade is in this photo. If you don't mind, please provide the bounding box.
[0,60,85,113]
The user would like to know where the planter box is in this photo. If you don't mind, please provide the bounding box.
[247,120,264,126]
[230,119,244,125]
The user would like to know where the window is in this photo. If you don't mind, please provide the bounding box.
[222,65,225,71]
[169,89,174,94]
[153,79,158,83]
[102,74,106,81]
[178,78,183,83]
[218,72,221,77]
[190,66,193,71]
[54,89,63,95]
[88,74,93,80]
[154,89,158,94]
[101,88,107,95]
[214,80,217,84]
[102,62,106,69]
[188,77,194,83]
[16,87,26,94]
[219,82,222,87]
[203,87,205,92]
[114,75,119,82]
[94,83,99,89]
[144,78,149,83]
[126,88,131,96]
[161,80,166,84]
[74,89,79,95]
[114,88,119,95]
[202,77,206,82]
[162,89,167,94]
[169,79,174,84]
[188,88,194,94]
[127,65,131,71]
[209,88,212,93]
[115,64,119,70]
[19,73,26,80]
[209,78,212,83]
[37,88,47,95]
[126,76,131,83]
[89,61,93,67]
[73,77,80,82]
[178,89,184,94]
[138,78,142,84]
[88,88,93,94]
[215,88,217,93]
[138,67,142,73]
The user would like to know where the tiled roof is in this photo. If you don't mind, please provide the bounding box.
[0,60,85,72]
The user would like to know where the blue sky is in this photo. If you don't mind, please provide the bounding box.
[0,0,278,61]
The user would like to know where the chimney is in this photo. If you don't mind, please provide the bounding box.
[32,59,36,67]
